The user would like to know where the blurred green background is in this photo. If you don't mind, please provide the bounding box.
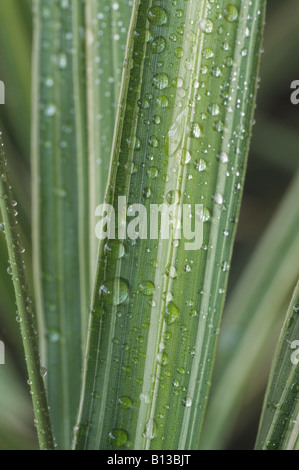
[0,0,298,450]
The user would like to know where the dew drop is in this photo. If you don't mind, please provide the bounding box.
[144,419,157,440]
[156,95,169,108]
[179,149,192,165]
[139,281,155,296]
[152,36,166,53]
[190,122,202,139]
[157,351,169,366]
[100,278,129,306]
[148,136,159,148]
[118,396,132,409]
[194,159,207,172]
[108,429,128,447]
[166,190,181,205]
[44,104,57,117]
[182,397,192,407]
[152,73,169,90]
[217,151,229,163]
[165,301,180,325]
[105,240,125,259]
[200,18,214,34]
[223,4,239,23]
[147,167,159,179]
[212,193,224,205]
[49,329,60,343]
[148,6,168,26]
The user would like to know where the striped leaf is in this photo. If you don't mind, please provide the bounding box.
[255,280,299,450]
[75,0,266,450]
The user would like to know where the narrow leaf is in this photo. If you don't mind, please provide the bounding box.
[32,0,89,449]
[255,280,299,450]
[200,169,299,449]
[75,0,266,450]
[0,131,54,450]
[86,0,133,271]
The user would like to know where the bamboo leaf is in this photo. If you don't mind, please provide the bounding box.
[200,169,299,449]
[31,0,89,449]
[0,131,54,450]
[75,0,266,450]
[255,280,299,450]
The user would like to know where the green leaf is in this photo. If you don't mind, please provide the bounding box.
[0,131,54,450]
[200,169,299,449]
[75,0,266,450]
[86,0,133,270]
[0,0,32,159]
[31,0,89,449]
[255,280,299,450]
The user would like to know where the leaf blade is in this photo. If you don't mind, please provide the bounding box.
[255,280,299,450]
[75,0,266,450]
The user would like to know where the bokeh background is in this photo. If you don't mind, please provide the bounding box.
[0,0,298,449]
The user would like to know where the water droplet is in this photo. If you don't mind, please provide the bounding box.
[105,240,125,259]
[182,397,192,408]
[165,301,180,325]
[148,6,168,26]
[152,36,166,53]
[190,122,202,139]
[166,190,181,205]
[223,4,239,23]
[157,351,169,366]
[152,73,169,90]
[200,19,214,34]
[208,104,220,116]
[100,278,129,306]
[217,151,229,163]
[143,187,152,198]
[194,159,207,172]
[164,108,187,156]
[118,396,132,409]
[212,193,224,205]
[40,367,48,378]
[49,329,60,343]
[174,47,183,59]
[196,206,211,223]
[202,48,214,59]
[222,261,230,272]
[156,95,169,108]
[139,281,155,296]
[148,136,159,148]
[144,419,157,440]
[213,120,224,133]
[147,167,159,179]
[44,104,57,117]
[108,429,128,447]
[179,149,192,165]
